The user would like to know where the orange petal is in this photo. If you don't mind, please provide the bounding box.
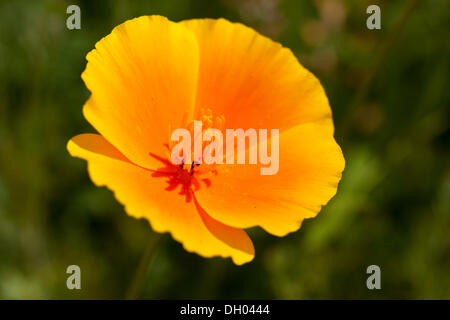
[67,133,254,265]
[82,16,199,170]
[194,121,345,236]
[180,18,333,133]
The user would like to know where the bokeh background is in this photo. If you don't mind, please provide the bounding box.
[0,0,449,299]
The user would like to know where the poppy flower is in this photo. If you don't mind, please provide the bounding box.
[67,15,345,265]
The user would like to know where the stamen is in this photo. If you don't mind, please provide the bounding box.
[152,110,224,202]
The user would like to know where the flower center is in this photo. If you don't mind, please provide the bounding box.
[150,109,223,202]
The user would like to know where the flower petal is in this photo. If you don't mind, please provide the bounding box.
[67,133,254,265]
[82,16,199,170]
[194,121,345,236]
[180,18,332,133]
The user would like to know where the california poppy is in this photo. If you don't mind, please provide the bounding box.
[67,15,344,265]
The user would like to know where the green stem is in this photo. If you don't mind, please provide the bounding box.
[125,233,163,300]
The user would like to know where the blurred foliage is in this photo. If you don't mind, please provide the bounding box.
[0,0,449,299]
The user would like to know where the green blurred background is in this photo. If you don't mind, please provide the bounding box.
[0,0,449,299]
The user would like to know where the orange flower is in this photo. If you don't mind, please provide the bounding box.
[67,16,345,265]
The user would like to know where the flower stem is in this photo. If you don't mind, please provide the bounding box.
[125,233,163,300]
